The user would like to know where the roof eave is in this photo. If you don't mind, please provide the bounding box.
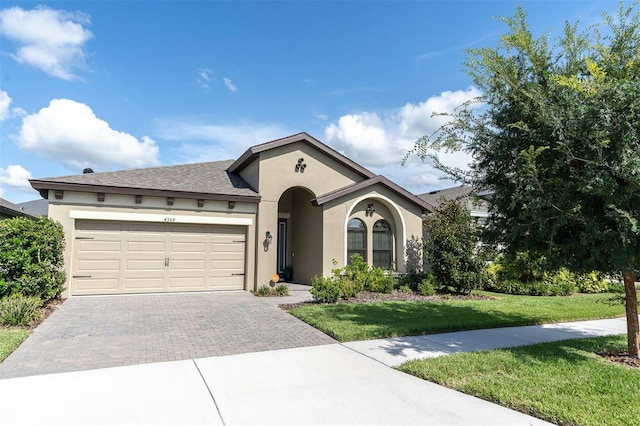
[29,180,261,204]
[313,176,435,213]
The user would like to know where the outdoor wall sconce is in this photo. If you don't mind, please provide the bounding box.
[263,231,273,252]
[295,157,307,173]
[97,193,105,202]
[167,197,174,206]
[366,203,376,216]
[54,190,63,199]
[135,195,142,204]
[228,201,235,209]
[197,199,205,208]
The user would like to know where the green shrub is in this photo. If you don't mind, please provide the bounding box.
[0,217,66,301]
[368,267,394,293]
[418,278,436,296]
[484,262,502,289]
[255,285,273,296]
[396,271,431,291]
[311,275,341,303]
[576,272,608,293]
[254,284,290,297]
[424,199,486,294]
[338,277,360,299]
[398,284,413,294]
[274,284,289,296]
[0,294,42,326]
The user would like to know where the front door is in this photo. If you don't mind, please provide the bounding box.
[277,218,287,276]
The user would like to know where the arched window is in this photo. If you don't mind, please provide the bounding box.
[373,220,392,268]
[347,218,366,262]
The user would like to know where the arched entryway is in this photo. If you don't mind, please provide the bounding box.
[277,187,323,284]
[344,195,406,271]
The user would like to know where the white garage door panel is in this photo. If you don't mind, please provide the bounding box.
[76,278,119,292]
[124,277,165,290]
[72,220,246,295]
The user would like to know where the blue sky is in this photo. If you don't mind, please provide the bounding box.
[0,0,618,203]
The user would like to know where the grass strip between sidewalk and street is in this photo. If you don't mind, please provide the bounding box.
[0,329,29,362]
[289,292,625,342]
[398,334,640,426]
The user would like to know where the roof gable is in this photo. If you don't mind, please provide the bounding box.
[313,176,435,212]
[227,132,376,179]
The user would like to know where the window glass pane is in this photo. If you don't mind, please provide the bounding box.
[347,218,366,262]
[373,220,392,268]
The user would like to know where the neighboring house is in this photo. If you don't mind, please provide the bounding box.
[0,197,39,220]
[417,185,489,224]
[30,132,434,297]
[17,199,49,217]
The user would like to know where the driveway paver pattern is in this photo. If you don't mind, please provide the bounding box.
[0,291,334,379]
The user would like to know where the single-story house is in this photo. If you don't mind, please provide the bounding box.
[30,132,434,297]
[0,197,39,220]
[17,199,49,217]
[418,185,489,224]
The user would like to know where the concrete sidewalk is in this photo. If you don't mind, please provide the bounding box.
[344,317,629,366]
[1,317,630,426]
[0,343,553,426]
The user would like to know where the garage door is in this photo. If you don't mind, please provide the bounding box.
[72,220,246,295]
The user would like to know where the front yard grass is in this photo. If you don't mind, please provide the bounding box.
[0,329,28,362]
[290,292,625,341]
[399,335,639,426]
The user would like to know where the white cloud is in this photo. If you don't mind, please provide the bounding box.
[325,113,402,167]
[0,91,11,121]
[197,68,213,92]
[0,164,33,195]
[17,99,159,171]
[223,77,237,92]
[0,6,93,80]
[324,87,482,167]
[155,119,292,162]
[323,87,482,192]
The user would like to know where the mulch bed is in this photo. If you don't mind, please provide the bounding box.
[596,349,640,370]
[279,290,493,310]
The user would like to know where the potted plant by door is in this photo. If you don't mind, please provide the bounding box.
[283,266,294,282]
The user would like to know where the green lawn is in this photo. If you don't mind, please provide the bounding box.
[0,329,29,362]
[399,335,639,426]
[290,292,625,341]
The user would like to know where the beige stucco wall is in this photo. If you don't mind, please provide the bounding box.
[47,190,257,297]
[321,185,424,275]
[250,141,365,287]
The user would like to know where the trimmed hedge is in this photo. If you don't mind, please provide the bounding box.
[0,217,66,301]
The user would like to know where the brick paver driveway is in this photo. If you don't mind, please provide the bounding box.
[0,291,335,379]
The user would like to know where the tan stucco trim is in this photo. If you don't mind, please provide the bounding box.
[344,194,407,266]
[69,210,253,226]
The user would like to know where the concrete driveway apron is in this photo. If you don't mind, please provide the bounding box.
[0,291,335,379]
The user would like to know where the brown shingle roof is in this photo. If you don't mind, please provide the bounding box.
[30,160,260,202]
[0,197,39,219]
[417,185,488,214]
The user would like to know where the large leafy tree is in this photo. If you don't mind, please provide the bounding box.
[411,4,640,356]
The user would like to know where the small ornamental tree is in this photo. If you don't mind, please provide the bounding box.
[410,4,640,356]
[424,198,485,294]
